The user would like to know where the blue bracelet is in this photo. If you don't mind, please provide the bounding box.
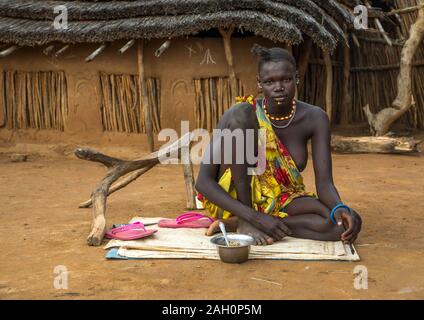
[330,203,352,225]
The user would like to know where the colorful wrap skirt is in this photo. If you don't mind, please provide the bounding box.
[197,95,316,220]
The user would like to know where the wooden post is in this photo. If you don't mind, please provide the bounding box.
[182,140,196,209]
[286,43,293,54]
[0,69,4,128]
[341,26,351,125]
[218,26,238,103]
[297,38,312,93]
[137,39,154,152]
[182,163,196,209]
[323,49,333,122]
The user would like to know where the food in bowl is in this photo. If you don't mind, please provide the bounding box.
[210,233,255,263]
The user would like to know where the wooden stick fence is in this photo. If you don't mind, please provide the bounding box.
[296,0,424,129]
[99,72,161,134]
[193,77,244,131]
[3,70,67,130]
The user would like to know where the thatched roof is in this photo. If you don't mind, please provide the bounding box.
[0,0,355,50]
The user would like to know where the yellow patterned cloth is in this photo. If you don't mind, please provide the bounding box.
[197,95,316,219]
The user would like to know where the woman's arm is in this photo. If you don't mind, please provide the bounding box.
[195,136,252,220]
[311,108,362,242]
[195,109,291,240]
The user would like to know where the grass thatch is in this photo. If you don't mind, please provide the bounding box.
[0,0,355,50]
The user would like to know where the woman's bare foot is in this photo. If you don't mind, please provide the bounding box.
[237,218,274,246]
[205,217,238,236]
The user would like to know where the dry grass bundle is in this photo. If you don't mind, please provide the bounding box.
[0,1,352,51]
[99,72,161,134]
[3,70,68,130]
[193,77,244,131]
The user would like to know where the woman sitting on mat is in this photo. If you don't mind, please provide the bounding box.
[195,44,362,246]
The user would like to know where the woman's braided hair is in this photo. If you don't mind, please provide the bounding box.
[250,43,296,73]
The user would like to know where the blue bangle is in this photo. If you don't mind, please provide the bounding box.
[330,203,352,225]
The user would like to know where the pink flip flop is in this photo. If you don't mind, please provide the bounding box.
[105,221,157,241]
[158,212,215,229]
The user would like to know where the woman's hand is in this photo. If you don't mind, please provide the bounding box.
[334,208,362,243]
[248,209,293,240]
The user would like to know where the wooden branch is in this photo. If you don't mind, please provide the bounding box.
[375,19,393,46]
[85,43,107,62]
[0,45,19,57]
[331,135,421,154]
[54,44,70,57]
[364,1,424,136]
[351,33,361,48]
[78,164,156,208]
[393,3,424,110]
[365,1,392,46]
[43,45,55,55]
[137,39,154,152]
[323,50,333,122]
[308,59,343,67]
[218,26,238,103]
[154,40,171,57]
[75,132,194,246]
[118,39,135,54]
[388,4,424,16]
[355,35,405,46]
[74,148,123,168]
[351,60,424,72]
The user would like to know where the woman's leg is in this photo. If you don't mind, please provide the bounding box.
[205,104,274,245]
[283,196,344,241]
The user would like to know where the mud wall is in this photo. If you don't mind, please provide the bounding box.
[0,36,278,147]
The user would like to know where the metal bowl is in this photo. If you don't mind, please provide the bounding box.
[210,233,255,263]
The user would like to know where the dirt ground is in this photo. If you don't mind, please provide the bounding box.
[1,131,424,300]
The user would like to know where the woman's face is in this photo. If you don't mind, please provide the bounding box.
[257,60,296,108]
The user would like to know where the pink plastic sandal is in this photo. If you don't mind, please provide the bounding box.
[105,221,157,240]
[158,212,215,229]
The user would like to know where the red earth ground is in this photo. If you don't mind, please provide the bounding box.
[0,129,423,299]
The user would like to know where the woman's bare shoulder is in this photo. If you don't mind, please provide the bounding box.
[298,101,329,121]
[215,101,255,129]
[221,101,255,118]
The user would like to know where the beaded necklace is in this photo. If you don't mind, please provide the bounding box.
[263,97,297,129]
